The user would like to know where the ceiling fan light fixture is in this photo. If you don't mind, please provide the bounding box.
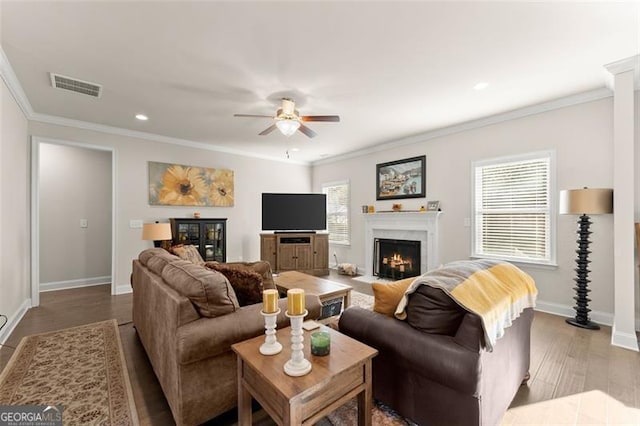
[276,119,300,137]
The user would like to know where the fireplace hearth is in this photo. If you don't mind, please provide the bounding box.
[374,238,421,280]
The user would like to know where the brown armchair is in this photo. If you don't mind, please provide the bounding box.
[339,286,533,426]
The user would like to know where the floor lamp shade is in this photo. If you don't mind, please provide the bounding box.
[559,188,613,330]
[142,223,172,247]
[559,188,613,215]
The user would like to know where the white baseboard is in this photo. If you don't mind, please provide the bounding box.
[1,298,31,345]
[40,276,111,292]
[115,284,132,295]
[534,299,615,327]
[611,325,640,351]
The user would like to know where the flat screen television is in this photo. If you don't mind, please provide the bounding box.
[262,193,327,232]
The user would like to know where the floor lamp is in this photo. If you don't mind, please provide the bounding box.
[559,188,613,330]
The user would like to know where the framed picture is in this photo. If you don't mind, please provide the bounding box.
[376,155,426,200]
[426,200,440,211]
[148,161,235,207]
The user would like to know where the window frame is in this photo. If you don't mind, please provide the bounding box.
[322,179,351,246]
[471,150,557,267]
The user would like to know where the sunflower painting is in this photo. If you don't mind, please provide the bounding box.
[148,161,235,207]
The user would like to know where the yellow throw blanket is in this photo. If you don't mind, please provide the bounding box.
[395,259,537,351]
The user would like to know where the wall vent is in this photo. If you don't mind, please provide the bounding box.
[50,73,102,98]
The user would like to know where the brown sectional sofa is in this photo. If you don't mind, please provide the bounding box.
[339,282,533,426]
[131,248,322,425]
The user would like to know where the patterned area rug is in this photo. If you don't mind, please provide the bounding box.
[318,398,418,426]
[350,290,374,310]
[0,319,138,425]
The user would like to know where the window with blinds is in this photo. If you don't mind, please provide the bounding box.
[472,151,555,264]
[322,180,350,245]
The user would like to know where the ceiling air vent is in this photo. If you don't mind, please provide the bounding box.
[50,73,102,98]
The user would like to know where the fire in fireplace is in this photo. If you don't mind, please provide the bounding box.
[373,238,421,280]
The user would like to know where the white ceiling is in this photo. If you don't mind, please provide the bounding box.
[1,1,638,163]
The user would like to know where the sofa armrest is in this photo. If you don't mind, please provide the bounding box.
[177,294,321,364]
[339,307,481,395]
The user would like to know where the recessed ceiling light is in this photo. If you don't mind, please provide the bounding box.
[135,114,148,121]
[473,82,489,91]
[291,148,300,152]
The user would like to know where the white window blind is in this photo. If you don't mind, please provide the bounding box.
[472,152,554,264]
[322,181,350,245]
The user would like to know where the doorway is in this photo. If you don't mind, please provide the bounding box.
[31,137,116,307]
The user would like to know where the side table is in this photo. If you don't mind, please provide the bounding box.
[232,325,378,425]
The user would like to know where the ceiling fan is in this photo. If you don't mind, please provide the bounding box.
[234,98,340,138]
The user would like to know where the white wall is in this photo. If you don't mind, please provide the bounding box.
[29,121,311,292]
[39,143,112,285]
[312,98,616,320]
[0,78,30,339]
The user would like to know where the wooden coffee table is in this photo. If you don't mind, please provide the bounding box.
[232,325,378,426]
[274,271,352,318]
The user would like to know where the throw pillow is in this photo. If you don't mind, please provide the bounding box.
[215,260,276,290]
[171,244,205,265]
[162,260,239,318]
[205,263,264,307]
[372,277,414,317]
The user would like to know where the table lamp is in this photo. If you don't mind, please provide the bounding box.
[559,188,613,330]
[142,222,172,248]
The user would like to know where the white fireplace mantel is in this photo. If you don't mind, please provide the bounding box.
[360,211,442,282]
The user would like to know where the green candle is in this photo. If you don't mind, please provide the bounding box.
[310,331,330,356]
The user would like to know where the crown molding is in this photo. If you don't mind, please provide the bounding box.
[604,55,640,90]
[29,112,309,165]
[312,87,613,166]
[0,45,308,165]
[0,45,34,118]
[0,43,624,168]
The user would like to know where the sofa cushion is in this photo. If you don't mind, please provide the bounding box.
[405,285,466,336]
[146,251,180,275]
[371,277,414,316]
[162,260,239,317]
[139,247,172,265]
[171,244,205,265]
[205,263,263,307]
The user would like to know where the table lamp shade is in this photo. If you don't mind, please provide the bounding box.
[142,223,172,241]
[559,188,613,215]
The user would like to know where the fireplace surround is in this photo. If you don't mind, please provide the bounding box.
[359,211,442,283]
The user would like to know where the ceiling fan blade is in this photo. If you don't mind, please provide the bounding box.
[259,124,278,135]
[301,115,340,122]
[298,124,317,138]
[234,114,274,118]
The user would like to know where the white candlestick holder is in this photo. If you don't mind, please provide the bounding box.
[260,309,283,355]
[284,310,312,377]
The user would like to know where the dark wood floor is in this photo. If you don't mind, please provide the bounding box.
[1,272,639,425]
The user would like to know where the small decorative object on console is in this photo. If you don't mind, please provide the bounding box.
[426,200,440,211]
[392,203,402,212]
